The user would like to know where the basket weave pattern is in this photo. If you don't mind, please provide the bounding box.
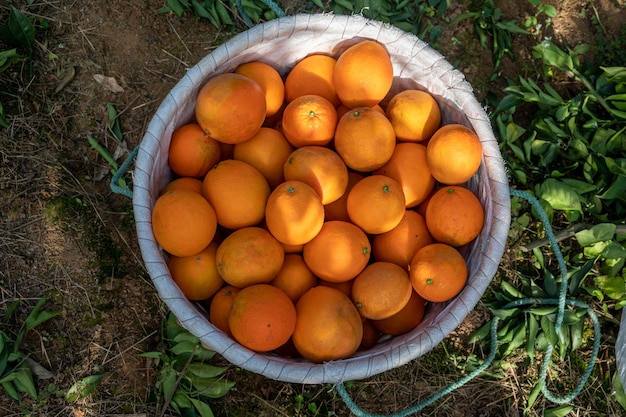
[133,14,511,384]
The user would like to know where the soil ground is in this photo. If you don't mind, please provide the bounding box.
[1,1,626,416]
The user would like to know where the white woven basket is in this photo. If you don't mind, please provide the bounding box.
[133,13,511,384]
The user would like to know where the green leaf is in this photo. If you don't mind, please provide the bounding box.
[166,0,186,17]
[200,379,235,398]
[173,332,200,345]
[536,178,582,213]
[1,380,20,401]
[526,314,539,363]
[65,374,105,402]
[189,397,215,417]
[575,223,617,246]
[570,317,584,351]
[6,6,35,47]
[540,5,557,18]
[541,315,558,346]
[468,321,492,343]
[599,175,626,200]
[593,275,626,299]
[24,297,61,331]
[503,322,527,356]
[613,371,626,411]
[186,363,228,379]
[535,40,574,72]
[138,351,165,360]
[0,48,20,72]
[545,405,574,417]
[13,368,37,399]
[171,341,199,356]
[525,381,543,412]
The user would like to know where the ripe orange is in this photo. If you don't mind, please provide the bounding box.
[233,127,294,189]
[168,241,223,301]
[202,159,270,230]
[324,171,364,222]
[235,61,285,117]
[195,72,266,144]
[351,262,413,320]
[270,254,318,303]
[292,286,363,362]
[285,54,340,106]
[425,186,484,247]
[426,124,483,185]
[152,190,217,257]
[334,106,396,172]
[318,278,354,297]
[229,284,296,352]
[283,146,349,205]
[385,89,441,142]
[160,177,204,195]
[265,180,325,246]
[410,243,468,302]
[360,318,382,350]
[334,40,394,108]
[281,94,338,148]
[346,175,406,234]
[303,220,371,283]
[372,290,426,336]
[374,142,435,207]
[215,227,285,288]
[208,285,241,337]
[168,123,221,178]
[372,210,433,270]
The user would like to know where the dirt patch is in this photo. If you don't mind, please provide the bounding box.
[2,0,626,416]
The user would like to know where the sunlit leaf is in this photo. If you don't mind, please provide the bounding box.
[65,374,105,402]
[545,405,574,417]
[576,223,617,246]
[536,178,582,213]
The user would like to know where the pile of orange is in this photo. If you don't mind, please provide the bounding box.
[152,39,485,363]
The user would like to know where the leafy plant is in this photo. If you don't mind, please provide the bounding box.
[159,0,283,28]
[311,0,451,41]
[140,313,235,417]
[452,0,528,79]
[0,297,61,402]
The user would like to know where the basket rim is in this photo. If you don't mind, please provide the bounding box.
[132,13,511,384]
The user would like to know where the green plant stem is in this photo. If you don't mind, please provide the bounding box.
[571,67,615,116]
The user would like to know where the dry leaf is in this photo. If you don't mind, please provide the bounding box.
[93,74,124,93]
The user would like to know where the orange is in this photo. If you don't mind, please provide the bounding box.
[233,127,294,189]
[160,177,204,195]
[385,89,441,142]
[426,124,483,185]
[324,171,364,222]
[292,286,363,362]
[334,106,396,172]
[265,180,325,246]
[372,290,426,336]
[351,262,413,320]
[283,146,349,205]
[270,254,318,303]
[282,242,304,254]
[346,175,406,234]
[372,210,433,270]
[359,318,381,350]
[281,94,337,147]
[318,278,354,297]
[425,186,484,247]
[229,284,296,352]
[168,123,221,178]
[202,159,270,230]
[416,187,438,218]
[284,54,340,106]
[195,72,266,144]
[334,40,394,108]
[410,243,468,303]
[374,142,435,207]
[208,285,241,337]
[152,190,217,257]
[168,241,223,301]
[303,220,371,283]
[215,227,285,288]
[235,61,285,117]
[336,103,385,119]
